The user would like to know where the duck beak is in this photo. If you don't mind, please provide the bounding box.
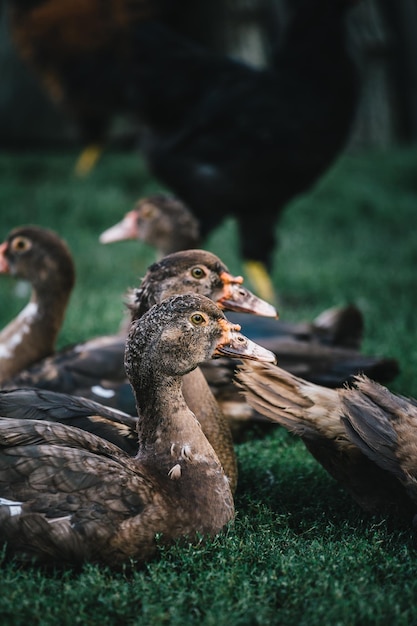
[213,318,277,363]
[217,271,278,318]
[99,211,139,243]
[0,242,9,273]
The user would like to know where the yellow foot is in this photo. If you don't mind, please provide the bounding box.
[74,144,103,177]
[244,260,277,306]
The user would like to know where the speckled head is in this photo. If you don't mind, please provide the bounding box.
[128,249,277,319]
[124,293,276,388]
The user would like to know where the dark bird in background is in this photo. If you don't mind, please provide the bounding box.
[7,0,361,301]
[131,0,361,302]
[6,0,221,175]
[237,363,417,527]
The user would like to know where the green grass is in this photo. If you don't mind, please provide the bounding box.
[1,145,417,625]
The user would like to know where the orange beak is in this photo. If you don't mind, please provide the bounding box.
[217,271,278,318]
[213,317,277,363]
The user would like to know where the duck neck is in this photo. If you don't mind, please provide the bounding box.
[0,284,70,384]
[133,369,218,464]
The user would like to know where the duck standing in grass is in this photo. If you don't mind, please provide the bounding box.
[0,294,275,568]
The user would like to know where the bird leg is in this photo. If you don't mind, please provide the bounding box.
[244,259,277,306]
[74,144,103,177]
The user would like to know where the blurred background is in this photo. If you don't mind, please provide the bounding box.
[1,0,417,154]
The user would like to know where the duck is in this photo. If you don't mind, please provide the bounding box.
[5,247,276,402]
[4,248,277,490]
[201,339,398,436]
[0,225,75,384]
[99,193,200,259]
[100,197,399,391]
[236,362,415,524]
[99,194,370,351]
[0,293,276,568]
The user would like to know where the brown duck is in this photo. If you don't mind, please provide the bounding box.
[237,363,416,523]
[0,225,75,384]
[99,193,200,258]
[99,195,400,391]
[4,249,277,491]
[100,193,366,351]
[0,293,275,568]
[4,247,276,401]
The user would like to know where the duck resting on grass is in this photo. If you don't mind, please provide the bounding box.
[0,293,276,568]
[2,244,277,470]
[237,363,417,526]
[0,223,398,445]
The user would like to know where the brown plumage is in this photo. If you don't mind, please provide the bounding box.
[4,248,277,491]
[7,0,168,169]
[0,225,75,384]
[0,294,275,568]
[236,363,415,523]
[340,376,417,524]
[100,197,367,351]
[0,387,139,454]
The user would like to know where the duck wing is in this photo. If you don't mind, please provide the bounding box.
[0,388,138,454]
[0,418,155,567]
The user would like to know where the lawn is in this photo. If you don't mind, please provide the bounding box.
[1,144,417,625]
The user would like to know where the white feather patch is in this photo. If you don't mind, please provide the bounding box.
[91,385,116,399]
[0,497,23,516]
[180,445,193,462]
[0,302,39,359]
[168,464,182,480]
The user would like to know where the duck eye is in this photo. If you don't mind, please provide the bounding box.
[191,266,206,279]
[11,236,31,252]
[190,312,207,326]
